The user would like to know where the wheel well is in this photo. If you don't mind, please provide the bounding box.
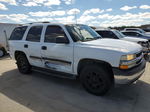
[14,51,26,60]
[77,59,114,83]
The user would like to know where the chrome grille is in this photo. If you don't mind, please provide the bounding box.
[136,51,142,58]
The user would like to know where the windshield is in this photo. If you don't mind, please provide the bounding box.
[138,29,146,34]
[113,30,125,38]
[65,24,101,42]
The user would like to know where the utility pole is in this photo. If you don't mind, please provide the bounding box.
[74,10,77,24]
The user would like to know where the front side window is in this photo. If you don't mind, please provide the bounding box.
[9,26,27,40]
[26,26,43,42]
[44,25,67,43]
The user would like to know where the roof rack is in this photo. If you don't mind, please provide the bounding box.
[28,21,50,24]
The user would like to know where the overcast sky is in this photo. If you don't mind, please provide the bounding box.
[0,0,150,27]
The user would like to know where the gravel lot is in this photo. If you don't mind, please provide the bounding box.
[0,56,150,112]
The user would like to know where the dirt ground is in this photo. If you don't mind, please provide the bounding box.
[0,56,150,112]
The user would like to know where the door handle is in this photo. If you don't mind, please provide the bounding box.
[24,44,28,48]
[41,46,47,50]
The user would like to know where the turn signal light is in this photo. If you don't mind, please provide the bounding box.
[119,65,128,69]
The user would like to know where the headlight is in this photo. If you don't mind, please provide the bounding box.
[119,54,137,69]
[120,54,136,61]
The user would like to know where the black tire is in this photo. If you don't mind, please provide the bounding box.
[16,54,31,74]
[0,48,5,57]
[80,64,112,96]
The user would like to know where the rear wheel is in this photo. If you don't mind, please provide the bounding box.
[80,64,112,96]
[16,54,31,74]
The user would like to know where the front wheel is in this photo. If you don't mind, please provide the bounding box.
[80,64,112,96]
[16,54,31,74]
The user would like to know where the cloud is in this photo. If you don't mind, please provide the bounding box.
[0,0,17,5]
[0,13,29,22]
[29,10,66,17]
[67,8,80,15]
[77,15,96,23]
[51,11,66,16]
[23,0,61,7]
[44,0,61,6]
[0,14,8,20]
[29,11,50,17]
[83,8,104,15]
[140,5,150,9]
[0,3,8,10]
[63,0,74,5]
[8,14,29,22]
[23,2,39,6]
[36,18,53,22]
[98,14,113,19]
[54,16,75,23]
[120,5,137,11]
[106,8,112,12]
[77,11,150,27]
[101,12,150,26]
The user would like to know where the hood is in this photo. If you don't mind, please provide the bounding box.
[79,38,142,54]
[121,36,148,43]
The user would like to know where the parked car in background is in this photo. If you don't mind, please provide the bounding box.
[0,23,20,57]
[121,31,150,41]
[9,23,146,95]
[95,29,150,60]
[123,28,150,36]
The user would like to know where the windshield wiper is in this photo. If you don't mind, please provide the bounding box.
[84,36,101,41]
[94,36,101,39]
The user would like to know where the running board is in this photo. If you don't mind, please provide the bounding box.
[32,66,77,79]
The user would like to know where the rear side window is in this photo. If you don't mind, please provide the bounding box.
[9,26,27,40]
[26,26,43,42]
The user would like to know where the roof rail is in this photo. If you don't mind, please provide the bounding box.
[28,21,50,24]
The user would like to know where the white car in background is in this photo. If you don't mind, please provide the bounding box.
[95,29,150,56]
[123,28,150,36]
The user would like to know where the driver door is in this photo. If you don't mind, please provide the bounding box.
[41,25,74,73]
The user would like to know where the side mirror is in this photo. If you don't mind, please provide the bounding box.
[56,37,69,44]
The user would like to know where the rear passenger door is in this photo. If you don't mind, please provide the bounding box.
[41,25,74,73]
[25,25,44,67]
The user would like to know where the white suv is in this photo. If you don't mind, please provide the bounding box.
[9,23,146,95]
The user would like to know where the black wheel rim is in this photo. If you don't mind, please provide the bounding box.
[86,71,105,90]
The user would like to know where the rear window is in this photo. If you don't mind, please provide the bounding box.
[9,26,27,40]
[26,26,43,42]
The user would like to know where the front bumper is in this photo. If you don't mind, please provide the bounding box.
[113,59,146,84]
